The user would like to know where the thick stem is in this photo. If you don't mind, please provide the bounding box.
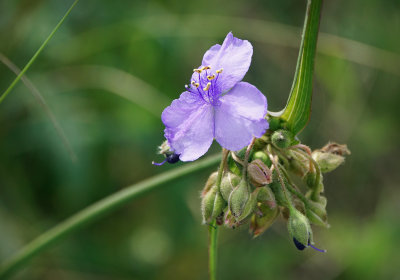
[0,154,220,279]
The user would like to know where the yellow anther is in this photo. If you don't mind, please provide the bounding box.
[207,74,216,80]
[203,66,211,70]
[191,81,200,88]
[216,68,223,74]
[203,82,211,91]
[193,68,202,73]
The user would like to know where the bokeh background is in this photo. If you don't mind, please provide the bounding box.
[1,0,400,279]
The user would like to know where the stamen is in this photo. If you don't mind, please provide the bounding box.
[207,74,216,80]
[193,68,202,73]
[203,66,211,70]
[191,81,200,88]
[152,159,167,166]
[308,242,327,253]
[216,68,223,73]
[203,82,211,91]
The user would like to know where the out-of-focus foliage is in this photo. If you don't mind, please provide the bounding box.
[1,0,399,279]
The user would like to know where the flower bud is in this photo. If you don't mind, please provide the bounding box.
[306,208,329,228]
[229,180,257,221]
[271,129,294,149]
[229,180,249,217]
[201,186,226,224]
[288,150,309,177]
[312,151,345,173]
[250,202,279,238]
[287,209,312,250]
[270,170,291,208]
[220,172,240,201]
[252,151,272,167]
[201,172,218,197]
[256,186,276,209]
[247,159,272,187]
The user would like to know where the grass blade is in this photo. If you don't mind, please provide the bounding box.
[0,0,79,105]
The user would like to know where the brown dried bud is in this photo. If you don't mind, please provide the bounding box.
[247,159,272,187]
[250,202,279,238]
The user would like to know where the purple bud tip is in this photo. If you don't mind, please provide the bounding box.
[166,153,180,164]
[293,238,306,251]
[308,242,327,253]
[152,159,167,166]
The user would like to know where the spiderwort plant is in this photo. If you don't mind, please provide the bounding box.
[154,0,350,279]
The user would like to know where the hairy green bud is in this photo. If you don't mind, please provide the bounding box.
[287,209,312,250]
[312,142,350,173]
[229,180,249,218]
[229,180,258,221]
[271,129,294,149]
[220,172,240,201]
[252,151,272,167]
[201,172,218,197]
[201,186,226,224]
[312,151,345,173]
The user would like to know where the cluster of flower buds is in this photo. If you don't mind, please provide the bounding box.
[201,128,350,252]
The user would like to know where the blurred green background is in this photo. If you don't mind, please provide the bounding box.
[1,0,400,279]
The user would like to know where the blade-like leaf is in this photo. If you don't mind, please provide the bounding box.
[270,0,323,135]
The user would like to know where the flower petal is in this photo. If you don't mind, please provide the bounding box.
[162,91,215,161]
[214,82,269,151]
[200,32,253,92]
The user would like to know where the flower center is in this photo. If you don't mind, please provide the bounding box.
[185,66,223,106]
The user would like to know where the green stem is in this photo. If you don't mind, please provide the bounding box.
[0,0,79,105]
[0,154,220,279]
[208,220,218,280]
[208,149,228,280]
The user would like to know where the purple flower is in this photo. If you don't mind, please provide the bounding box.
[161,32,269,161]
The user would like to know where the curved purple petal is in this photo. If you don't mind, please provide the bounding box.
[162,91,215,161]
[214,82,269,151]
[197,32,253,93]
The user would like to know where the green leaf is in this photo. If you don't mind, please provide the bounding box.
[269,0,323,135]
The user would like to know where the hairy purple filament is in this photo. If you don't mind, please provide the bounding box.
[185,66,222,106]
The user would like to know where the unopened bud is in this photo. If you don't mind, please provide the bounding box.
[252,151,272,167]
[229,180,257,221]
[201,186,226,224]
[306,208,329,228]
[271,129,294,149]
[220,172,240,201]
[270,170,291,208]
[288,150,309,177]
[229,180,249,217]
[256,186,277,209]
[201,172,218,197]
[287,209,312,250]
[312,151,345,173]
[247,159,272,187]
